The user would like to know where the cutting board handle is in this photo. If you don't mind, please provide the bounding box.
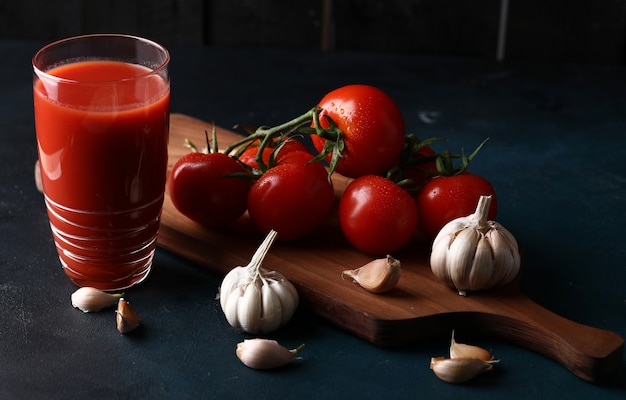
[488,293,623,383]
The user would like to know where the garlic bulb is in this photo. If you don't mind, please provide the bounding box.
[430,357,496,384]
[430,195,520,296]
[71,287,122,312]
[236,338,304,370]
[219,230,299,334]
[341,255,401,293]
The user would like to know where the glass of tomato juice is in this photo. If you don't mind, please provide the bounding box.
[32,34,170,291]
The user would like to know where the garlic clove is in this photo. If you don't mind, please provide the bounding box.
[485,226,520,287]
[219,266,248,310]
[116,298,140,334]
[267,275,299,322]
[237,283,262,334]
[224,287,245,331]
[446,228,480,296]
[261,282,283,333]
[341,255,401,293]
[449,330,494,361]
[430,357,496,384]
[468,236,495,293]
[71,287,122,313]
[236,338,304,370]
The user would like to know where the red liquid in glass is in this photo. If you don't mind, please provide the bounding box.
[34,60,170,290]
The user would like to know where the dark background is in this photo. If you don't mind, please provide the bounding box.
[2,0,626,65]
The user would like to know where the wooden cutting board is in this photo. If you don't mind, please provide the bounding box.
[157,113,623,383]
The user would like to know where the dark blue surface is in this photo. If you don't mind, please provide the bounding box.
[0,40,625,399]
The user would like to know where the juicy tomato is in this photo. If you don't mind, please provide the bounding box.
[238,139,311,170]
[247,159,334,241]
[238,145,272,170]
[168,152,251,227]
[416,172,497,239]
[311,84,405,178]
[339,175,418,255]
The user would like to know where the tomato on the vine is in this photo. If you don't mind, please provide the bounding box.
[339,175,418,255]
[416,172,497,239]
[238,138,311,170]
[238,145,272,171]
[168,151,251,228]
[247,157,334,241]
[311,84,405,178]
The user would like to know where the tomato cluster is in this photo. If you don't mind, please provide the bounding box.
[168,84,497,254]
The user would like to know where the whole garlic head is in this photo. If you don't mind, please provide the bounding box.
[219,230,299,334]
[430,195,520,296]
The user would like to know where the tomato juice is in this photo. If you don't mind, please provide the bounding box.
[34,60,170,290]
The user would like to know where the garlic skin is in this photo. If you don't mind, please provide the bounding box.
[430,195,520,296]
[449,330,494,361]
[341,255,401,293]
[236,338,304,370]
[219,230,299,334]
[430,357,496,384]
[116,298,140,333]
[71,287,122,313]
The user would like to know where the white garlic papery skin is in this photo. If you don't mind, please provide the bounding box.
[236,338,304,370]
[430,195,520,296]
[219,230,299,334]
[71,287,122,312]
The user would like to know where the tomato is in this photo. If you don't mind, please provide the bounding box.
[339,175,418,255]
[168,152,251,227]
[238,139,311,170]
[416,173,497,238]
[238,145,272,170]
[311,84,405,178]
[247,159,334,241]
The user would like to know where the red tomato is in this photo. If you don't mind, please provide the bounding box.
[339,175,418,255]
[416,173,497,238]
[168,152,251,227]
[311,84,405,178]
[238,139,311,170]
[238,145,272,170]
[247,160,334,241]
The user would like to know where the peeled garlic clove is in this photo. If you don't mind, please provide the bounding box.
[236,338,304,370]
[71,287,122,313]
[342,255,401,293]
[116,298,140,334]
[430,357,495,384]
[449,330,494,361]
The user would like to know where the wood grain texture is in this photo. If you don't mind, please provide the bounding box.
[158,113,623,383]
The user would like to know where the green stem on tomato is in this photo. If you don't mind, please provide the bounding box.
[223,107,320,171]
[223,106,344,179]
[435,137,490,176]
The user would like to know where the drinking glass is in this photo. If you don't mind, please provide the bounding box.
[33,34,170,290]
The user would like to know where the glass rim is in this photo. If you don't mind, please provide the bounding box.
[32,33,170,84]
